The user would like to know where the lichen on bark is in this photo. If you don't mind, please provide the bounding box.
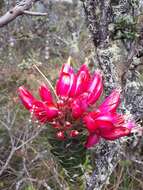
[83,0,143,189]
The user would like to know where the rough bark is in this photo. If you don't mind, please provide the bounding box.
[83,0,143,189]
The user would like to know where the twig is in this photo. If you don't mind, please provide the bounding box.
[0,148,15,176]
[114,166,124,190]
[29,145,67,189]
[0,0,47,27]
[15,127,43,151]
[23,10,47,16]
[0,111,43,176]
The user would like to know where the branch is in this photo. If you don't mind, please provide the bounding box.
[0,0,47,27]
[0,148,15,177]
[23,10,47,16]
[0,110,43,176]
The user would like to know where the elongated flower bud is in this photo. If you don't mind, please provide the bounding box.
[99,89,120,113]
[18,86,35,110]
[39,83,53,103]
[56,63,75,98]
[87,71,103,105]
[71,64,90,97]
[102,127,130,140]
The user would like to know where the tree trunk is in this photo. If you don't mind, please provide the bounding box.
[83,0,143,189]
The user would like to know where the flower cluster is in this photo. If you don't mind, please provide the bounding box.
[18,60,134,148]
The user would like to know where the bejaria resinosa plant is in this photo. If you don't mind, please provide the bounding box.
[18,58,135,148]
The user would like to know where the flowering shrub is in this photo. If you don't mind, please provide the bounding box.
[18,59,135,148]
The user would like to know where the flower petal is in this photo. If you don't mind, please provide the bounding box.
[102,127,130,140]
[85,133,100,148]
[99,89,120,113]
[56,63,75,98]
[72,64,90,97]
[18,86,35,110]
[87,71,103,105]
[39,83,53,103]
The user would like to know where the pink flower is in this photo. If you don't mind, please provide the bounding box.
[84,90,135,148]
[18,59,135,145]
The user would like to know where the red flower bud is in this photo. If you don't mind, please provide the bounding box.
[39,83,53,103]
[102,127,130,140]
[65,121,72,128]
[56,131,65,140]
[87,70,103,105]
[99,89,120,113]
[56,63,75,98]
[69,130,79,137]
[52,121,61,129]
[57,100,64,108]
[18,86,35,110]
[70,64,90,97]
